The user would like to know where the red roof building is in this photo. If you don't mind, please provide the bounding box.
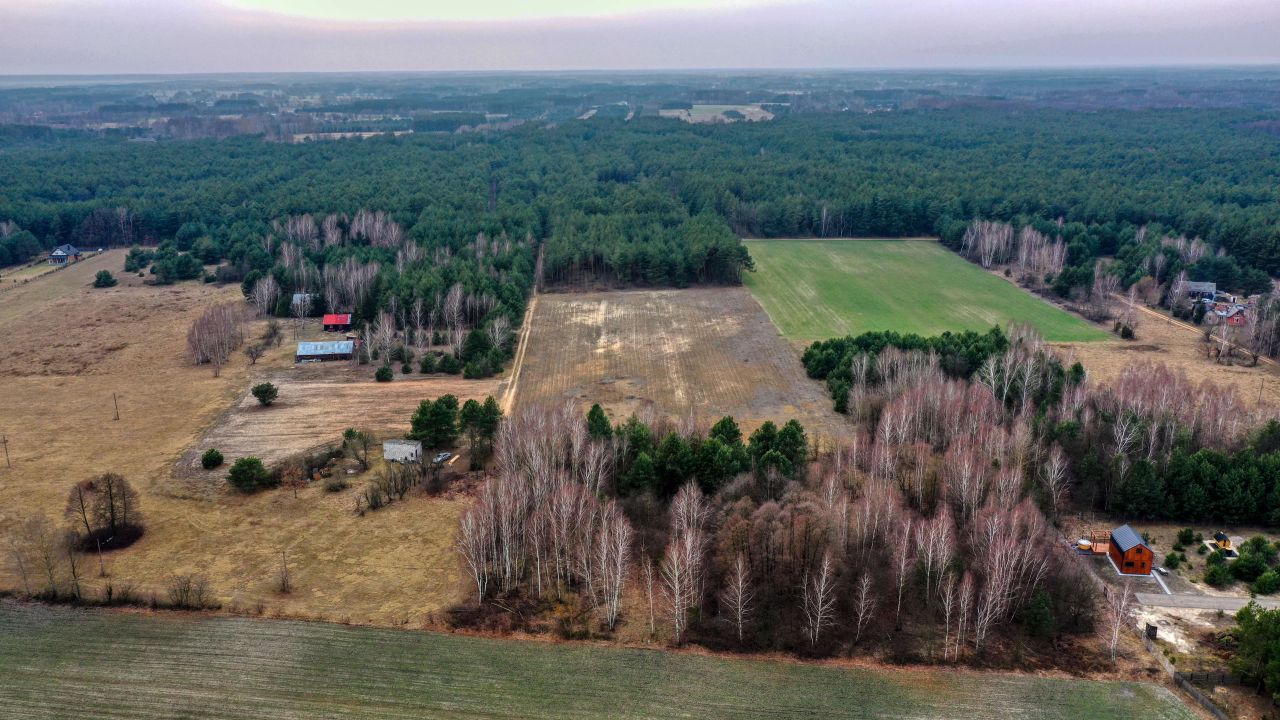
[323,313,353,332]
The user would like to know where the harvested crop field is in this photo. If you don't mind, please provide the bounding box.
[0,601,1196,720]
[744,239,1107,345]
[0,255,477,624]
[513,288,844,439]
[177,371,500,486]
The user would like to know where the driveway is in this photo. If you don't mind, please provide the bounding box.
[1136,593,1280,611]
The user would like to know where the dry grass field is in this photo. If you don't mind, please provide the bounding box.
[1052,301,1280,409]
[0,254,497,625]
[513,288,844,439]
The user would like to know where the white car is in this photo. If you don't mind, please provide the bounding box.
[433,452,452,465]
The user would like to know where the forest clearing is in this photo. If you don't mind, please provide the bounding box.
[0,252,469,625]
[512,288,843,437]
[0,601,1196,720]
[743,239,1108,344]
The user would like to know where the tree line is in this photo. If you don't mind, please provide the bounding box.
[4,108,1280,296]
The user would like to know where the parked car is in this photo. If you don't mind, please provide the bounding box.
[432,452,452,465]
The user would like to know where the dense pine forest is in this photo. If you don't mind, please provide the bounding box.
[2,108,1279,304]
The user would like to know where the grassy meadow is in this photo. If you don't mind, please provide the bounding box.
[0,602,1194,720]
[743,239,1108,344]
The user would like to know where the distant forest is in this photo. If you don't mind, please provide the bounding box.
[2,108,1279,303]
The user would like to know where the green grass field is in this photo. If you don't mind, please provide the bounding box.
[743,239,1108,344]
[0,602,1193,720]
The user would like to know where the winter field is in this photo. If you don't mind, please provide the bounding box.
[0,601,1195,720]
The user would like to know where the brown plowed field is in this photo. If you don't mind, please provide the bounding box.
[513,288,845,440]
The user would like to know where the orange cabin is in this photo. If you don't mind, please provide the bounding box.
[1108,524,1152,575]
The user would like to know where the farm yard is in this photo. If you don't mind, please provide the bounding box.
[743,239,1108,345]
[0,252,474,625]
[512,288,844,438]
[177,372,500,485]
[0,601,1196,720]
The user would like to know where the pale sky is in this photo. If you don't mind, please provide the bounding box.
[3,0,1280,74]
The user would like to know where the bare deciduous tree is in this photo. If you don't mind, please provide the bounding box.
[1108,580,1135,663]
[852,573,877,646]
[802,550,838,648]
[718,552,754,642]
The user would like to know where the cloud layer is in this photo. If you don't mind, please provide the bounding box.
[3,0,1279,74]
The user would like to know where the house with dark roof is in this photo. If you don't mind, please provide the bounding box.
[1184,281,1216,300]
[1108,524,1152,576]
[47,244,82,265]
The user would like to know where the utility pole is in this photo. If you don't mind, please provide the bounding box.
[113,393,120,421]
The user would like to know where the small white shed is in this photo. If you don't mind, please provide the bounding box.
[383,439,422,464]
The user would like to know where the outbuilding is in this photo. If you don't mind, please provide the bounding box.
[295,340,354,363]
[383,439,422,464]
[48,244,82,265]
[323,313,353,332]
[1108,524,1153,576]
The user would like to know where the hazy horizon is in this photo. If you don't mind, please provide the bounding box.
[5,0,1280,75]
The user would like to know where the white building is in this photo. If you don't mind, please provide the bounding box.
[383,439,422,464]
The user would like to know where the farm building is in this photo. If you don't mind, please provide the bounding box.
[1184,281,1216,300]
[1108,524,1153,576]
[323,313,353,332]
[1220,306,1248,327]
[383,439,422,464]
[47,244,82,265]
[295,340,354,363]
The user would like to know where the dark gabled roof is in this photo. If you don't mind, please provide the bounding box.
[1111,524,1147,553]
[1185,281,1216,293]
[51,244,81,256]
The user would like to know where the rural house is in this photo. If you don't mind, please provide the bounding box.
[1184,281,1216,300]
[47,244,82,265]
[322,313,353,332]
[1108,524,1153,576]
[295,340,354,362]
[383,439,422,464]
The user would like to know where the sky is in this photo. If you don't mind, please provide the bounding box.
[3,0,1280,74]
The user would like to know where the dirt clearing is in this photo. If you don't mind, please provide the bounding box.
[514,288,844,439]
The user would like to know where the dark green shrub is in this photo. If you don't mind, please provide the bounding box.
[1177,528,1196,546]
[93,270,118,288]
[227,457,275,492]
[375,366,393,382]
[251,382,278,406]
[438,354,462,375]
[201,448,224,470]
[1204,563,1233,587]
[1164,553,1181,570]
[401,363,413,374]
[419,353,437,373]
[1255,571,1280,595]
